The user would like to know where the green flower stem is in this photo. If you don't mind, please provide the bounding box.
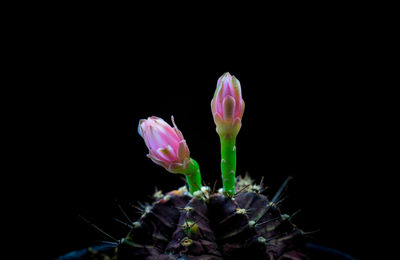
[220,137,236,196]
[182,158,202,194]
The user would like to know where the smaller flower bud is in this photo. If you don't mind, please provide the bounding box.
[138,116,190,174]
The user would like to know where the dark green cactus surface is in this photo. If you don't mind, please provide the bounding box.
[116,176,307,260]
[57,176,307,260]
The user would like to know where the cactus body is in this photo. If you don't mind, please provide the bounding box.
[116,177,307,260]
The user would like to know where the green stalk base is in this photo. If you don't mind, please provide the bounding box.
[183,158,202,194]
[220,137,236,196]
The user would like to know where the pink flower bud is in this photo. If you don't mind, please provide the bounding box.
[138,116,191,173]
[211,72,245,138]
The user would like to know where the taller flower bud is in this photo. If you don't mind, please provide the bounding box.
[138,116,190,174]
[211,73,245,196]
[211,72,245,138]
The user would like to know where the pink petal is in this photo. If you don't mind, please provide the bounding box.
[213,112,224,125]
[171,116,184,141]
[147,122,179,150]
[235,99,245,118]
[156,145,177,162]
[147,125,168,149]
[222,76,234,97]
[137,119,145,137]
[147,153,168,168]
[177,140,190,161]
[231,117,242,136]
[211,98,216,116]
[216,72,231,96]
[223,96,236,121]
[154,117,180,141]
[232,76,242,100]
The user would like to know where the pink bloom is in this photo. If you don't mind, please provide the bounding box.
[211,72,245,138]
[138,116,190,173]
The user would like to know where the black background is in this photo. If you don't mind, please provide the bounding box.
[22,17,379,260]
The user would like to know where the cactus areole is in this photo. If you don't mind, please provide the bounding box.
[70,73,308,259]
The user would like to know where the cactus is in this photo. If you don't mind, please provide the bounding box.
[117,177,307,260]
[59,73,309,260]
